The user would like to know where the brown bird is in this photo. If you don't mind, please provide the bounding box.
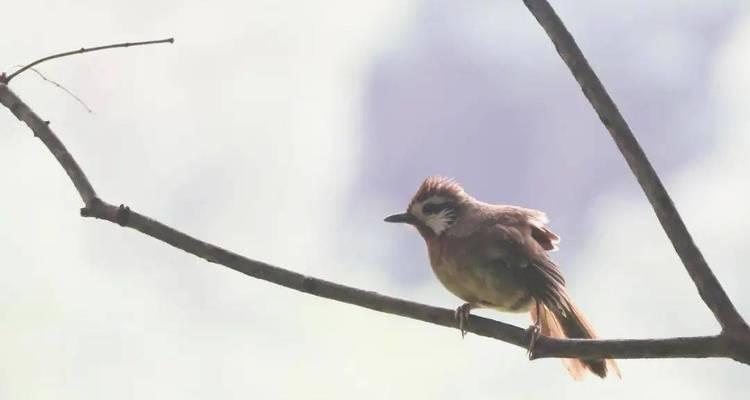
[384,176,619,379]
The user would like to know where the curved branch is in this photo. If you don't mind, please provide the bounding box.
[521,0,748,334]
[2,81,749,365]
[3,38,174,83]
[0,84,97,203]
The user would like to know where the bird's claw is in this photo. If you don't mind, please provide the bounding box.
[526,324,541,359]
[454,303,473,338]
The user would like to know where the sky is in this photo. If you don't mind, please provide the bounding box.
[1,0,748,398]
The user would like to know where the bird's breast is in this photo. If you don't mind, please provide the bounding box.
[426,237,532,312]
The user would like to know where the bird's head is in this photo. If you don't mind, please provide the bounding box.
[384,176,468,237]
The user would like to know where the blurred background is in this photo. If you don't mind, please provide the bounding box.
[1,0,749,398]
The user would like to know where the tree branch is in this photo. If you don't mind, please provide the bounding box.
[534,335,732,361]
[2,29,749,367]
[2,79,749,365]
[521,0,749,334]
[2,38,174,83]
[0,84,97,204]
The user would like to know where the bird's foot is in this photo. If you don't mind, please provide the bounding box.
[454,303,474,338]
[526,324,541,359]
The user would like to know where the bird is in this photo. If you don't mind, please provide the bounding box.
[384,176,619,379]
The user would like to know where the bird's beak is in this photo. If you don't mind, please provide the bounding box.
[384,212,416,225]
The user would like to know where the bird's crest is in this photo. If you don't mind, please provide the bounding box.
[408,176,465,209]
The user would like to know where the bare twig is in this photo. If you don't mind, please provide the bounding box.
[521,0,749,335]
[3,37,174,83]
[2,79,749,365]
[22,67,93,113]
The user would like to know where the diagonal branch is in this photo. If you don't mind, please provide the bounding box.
[521,0,749,334]
[2,79,749,365]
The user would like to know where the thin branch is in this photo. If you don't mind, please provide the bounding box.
[2,81,749,365]
[521,0,749,334]
[22,67,93,113]
[3,37,174,83]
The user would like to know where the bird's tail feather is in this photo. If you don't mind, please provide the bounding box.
[532,300,620,380]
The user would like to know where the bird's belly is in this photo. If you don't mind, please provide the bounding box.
[430,259,532,313]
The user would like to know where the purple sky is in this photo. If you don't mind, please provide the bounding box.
[356,0,740,283]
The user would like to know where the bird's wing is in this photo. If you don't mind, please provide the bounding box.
[483,223,569,313]
[530,224,560,251]
[489,206,561,251]
[519,206,561,251]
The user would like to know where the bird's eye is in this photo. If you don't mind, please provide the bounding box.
[423,202,451,214]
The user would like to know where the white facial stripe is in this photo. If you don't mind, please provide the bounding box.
[424,209,455,235]
[410,195,457,235]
